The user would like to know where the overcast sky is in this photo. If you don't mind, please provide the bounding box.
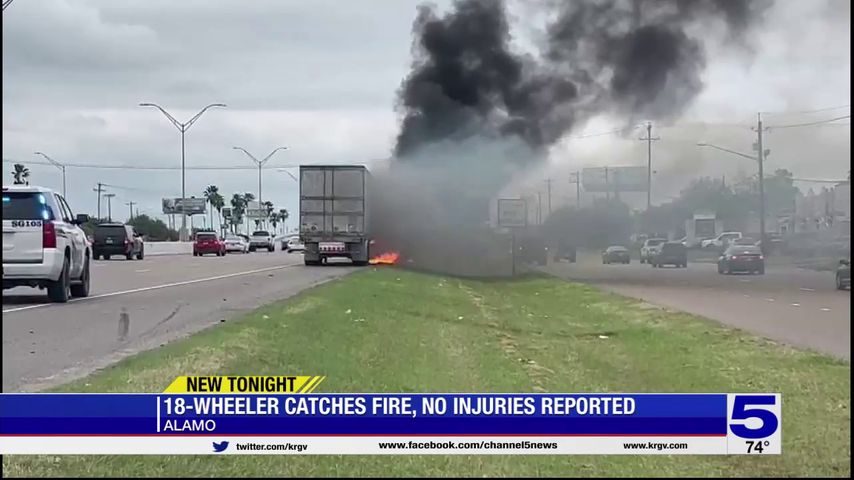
[3,0,850,222]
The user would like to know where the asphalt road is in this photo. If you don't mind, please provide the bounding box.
[2,251,356,392]
[542,252,850,360]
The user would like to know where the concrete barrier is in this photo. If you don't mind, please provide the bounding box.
[144,242,193,256]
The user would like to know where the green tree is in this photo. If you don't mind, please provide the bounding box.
[127,214,179,241]
[12,163,30,185]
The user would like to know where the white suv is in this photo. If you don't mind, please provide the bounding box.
[640,238,667,264]
[2,185,92,302]
[249,230,274,252]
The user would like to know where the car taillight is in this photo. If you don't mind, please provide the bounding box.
[730,255,738,260]
[42,221,57,249]
[758,255,764,260]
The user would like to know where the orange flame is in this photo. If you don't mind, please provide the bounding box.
[369,251,400,265]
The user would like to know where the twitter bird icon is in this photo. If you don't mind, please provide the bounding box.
[212,441,229,453]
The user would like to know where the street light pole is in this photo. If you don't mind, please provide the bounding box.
[233,146,288,227]
[34,152,66,198]
[140,102,226,241]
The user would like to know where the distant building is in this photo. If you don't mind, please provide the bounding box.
[793,182,850,235]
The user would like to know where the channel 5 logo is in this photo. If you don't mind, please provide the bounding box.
[728,394,780,439]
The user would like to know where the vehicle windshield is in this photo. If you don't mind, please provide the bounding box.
[196,233,217,241]
[646,239,666,246]
[253,231,270,236]
[608,247,627,252]
[2,192,55,220]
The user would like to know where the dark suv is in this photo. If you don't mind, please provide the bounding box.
[93,223,144,260]
[651,242,688,268]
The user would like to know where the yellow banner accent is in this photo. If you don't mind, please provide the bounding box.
[163,376,324,394]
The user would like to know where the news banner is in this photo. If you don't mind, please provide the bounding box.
[0,376,781,455]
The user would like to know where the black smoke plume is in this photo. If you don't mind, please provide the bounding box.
[394,0,771,158]
[380,0,770,277]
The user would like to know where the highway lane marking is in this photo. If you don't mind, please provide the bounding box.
[135,269,151,273]
[2,263,301,314]
[800,287,815,292]
[791,303,800,307]
[765,298,775,302]
[820,308,831,312]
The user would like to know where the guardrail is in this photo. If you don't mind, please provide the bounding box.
[144,242,193,256]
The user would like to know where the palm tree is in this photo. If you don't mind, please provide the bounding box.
[12,163,30,185]
[278,209,289,234]
[241,193,256,233]
[230,193,246,234]
[270,212,280,233]
[210,192,225,233]
[203,185,219,231]
[263,201,274,229]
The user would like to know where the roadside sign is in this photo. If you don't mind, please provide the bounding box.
[162,197,206,215]
[582,166,648,192]
[498,198,528,228]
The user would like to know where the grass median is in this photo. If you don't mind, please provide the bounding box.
[4,268,850,477]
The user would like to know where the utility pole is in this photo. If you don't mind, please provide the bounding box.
[545,178,553,216]
[104,193,116,222]
[537,191,542,224]
[93,183,105,220]
[569,171,581,206]
[604,167,610,201]
[126,201,136,221]
[639,122,660,211]
[753,113,769,250]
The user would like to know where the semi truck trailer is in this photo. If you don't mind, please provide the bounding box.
[299,165,371,266]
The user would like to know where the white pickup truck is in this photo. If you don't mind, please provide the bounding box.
[701,232,743,250]
[2,185,92,302]
[248,230,275,252]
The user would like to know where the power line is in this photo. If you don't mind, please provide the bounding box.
[566,125,641,139]
[761,104,850,116]
[767,115,851,130]
[8,159,300,171]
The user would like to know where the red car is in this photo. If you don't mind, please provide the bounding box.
[193,232,226,257]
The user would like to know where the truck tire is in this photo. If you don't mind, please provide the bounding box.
[249,246,256,252]
[304,259,321,266]
[47,256,71,303]
[268,245,274,252]
[137,248,144,260]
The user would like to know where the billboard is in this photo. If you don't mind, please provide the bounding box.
[246,201,271,219]
[497,198,528,227]
[582,166,648,192]
[162,198,206,215]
